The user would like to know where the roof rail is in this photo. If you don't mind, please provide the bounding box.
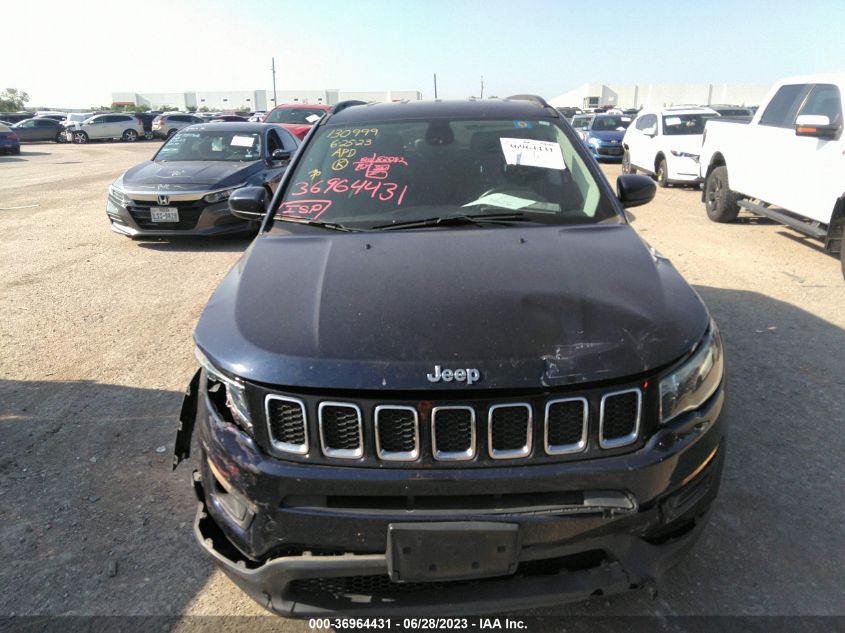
[506,94,551,108]
[330,100,367,114]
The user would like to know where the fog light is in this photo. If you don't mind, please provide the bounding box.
[207,458,253,527]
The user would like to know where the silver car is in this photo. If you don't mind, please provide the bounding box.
[151,113,204,139]
[66,114,145,143]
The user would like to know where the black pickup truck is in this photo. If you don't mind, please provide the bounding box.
[174,96,726,616]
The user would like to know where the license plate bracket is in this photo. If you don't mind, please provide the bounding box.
[151,206,179,222]
[387,522,519,583]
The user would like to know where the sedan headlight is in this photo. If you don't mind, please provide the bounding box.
[195,347,253,433]
[659,322,724,424]
[588,136,602,146]
[203,186,243,204]
[108,184,128,206]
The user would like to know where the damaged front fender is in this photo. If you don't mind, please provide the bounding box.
[173,369,201,470]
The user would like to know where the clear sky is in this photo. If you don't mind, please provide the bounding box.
[3,0,844,108]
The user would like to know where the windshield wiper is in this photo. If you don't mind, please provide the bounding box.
[372,212,535,231]
[275,217,363,232]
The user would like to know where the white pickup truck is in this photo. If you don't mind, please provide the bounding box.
[699,74,845,278]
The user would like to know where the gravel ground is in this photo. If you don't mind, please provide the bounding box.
[1,142,843,623]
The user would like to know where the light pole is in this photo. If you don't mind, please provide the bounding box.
[433,73,438,99]
[271,57,277,106]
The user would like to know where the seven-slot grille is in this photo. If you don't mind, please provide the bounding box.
[264,387,643,463]
[265,395,308,454]
[318,402,364,458]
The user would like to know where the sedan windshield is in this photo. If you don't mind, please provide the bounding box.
[662,114,718,135]
[272,117,617,230]
[154,130,262,162]
[591,116,632,131]
[264,108,327,124]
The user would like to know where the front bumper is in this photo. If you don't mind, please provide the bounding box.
[589,144,624,161]
[105,195,257,237]
[186,378,726,616]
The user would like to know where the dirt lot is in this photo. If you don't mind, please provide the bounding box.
[1,141,843,622]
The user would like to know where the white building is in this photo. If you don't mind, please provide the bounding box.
[549,83,770,110]
[112,89,423,111]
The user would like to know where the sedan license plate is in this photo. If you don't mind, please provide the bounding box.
[387,522,519,582]
[151,207,179,222]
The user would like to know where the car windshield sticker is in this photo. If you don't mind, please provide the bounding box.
[305,114,322,123]
[463,193,536,210]
[664,117,682,126]
[231,135,255,147]
[499,138,566,170]
[621,116,632,121]
[513,120,533,128]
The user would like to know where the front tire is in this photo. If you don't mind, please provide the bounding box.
[656,157,668,188]
[72,131,88,144]
[55,131,67,143]
[704,165,740,223]
[122,129,138,142]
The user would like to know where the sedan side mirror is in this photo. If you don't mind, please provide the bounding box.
[617,174,656,209]
[795,114,841,139]
[228,186,268,220]
[271,149,292,161]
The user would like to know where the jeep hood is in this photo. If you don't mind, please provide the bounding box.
[195,224,709,390]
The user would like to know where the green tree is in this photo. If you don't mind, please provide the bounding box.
[0,88,30,112]
[199,106,210,112]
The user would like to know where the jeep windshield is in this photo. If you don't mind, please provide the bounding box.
[153,130,262,162]
[272,118,619,230]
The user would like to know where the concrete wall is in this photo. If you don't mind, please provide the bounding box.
[550,83,771,109]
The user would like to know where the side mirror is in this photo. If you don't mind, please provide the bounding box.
[795,114,841,139]
[228,186,268,220]
[617,174,656,209]
[271,149,292,161]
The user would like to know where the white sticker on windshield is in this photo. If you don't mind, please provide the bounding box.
[231,135,255,147]
[463,193,536,210]
[664,117,682,126]
[621,116,632,121]
[305,113,322,123]
[499,138,566,170]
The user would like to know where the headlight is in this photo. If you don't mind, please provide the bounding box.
[203,186,242,204]
[659,322,724,424]
[588,136,602,146]
[108,184,128,206]
[670,150,700,161]
[195,347,253,433]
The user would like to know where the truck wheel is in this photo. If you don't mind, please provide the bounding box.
[656,158,669,188]
[622,151,636,174]
[122,129,138,142]
[704,165,740,223]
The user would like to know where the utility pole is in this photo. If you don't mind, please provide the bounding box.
[480,75,484,100]
[433,73,438,99]
[271,57,277,107]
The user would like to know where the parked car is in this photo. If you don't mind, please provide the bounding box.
[35,113,68,123]
[556,106,582,121]
[699,73,845,278]
[622,106,718,187]
[569,113,594,135]
[106,123,299,238]
[151,113,204,139]
[11,117,65,142]
[173,96,726,617]
[0,123,20,154]
[580,114,634,161]
[210,115,248,122]
[1,112,35,124]
[61,112,96,128]
[262,103,330,140]
[131,112,156,140]
[706,104,753,118]
[248,111,266,122]
[65,113,145,144]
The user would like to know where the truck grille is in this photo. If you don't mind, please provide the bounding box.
[265,395,308,454]
[599,389,641,448]
[318,402,363,458]
[262,385,645,466]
